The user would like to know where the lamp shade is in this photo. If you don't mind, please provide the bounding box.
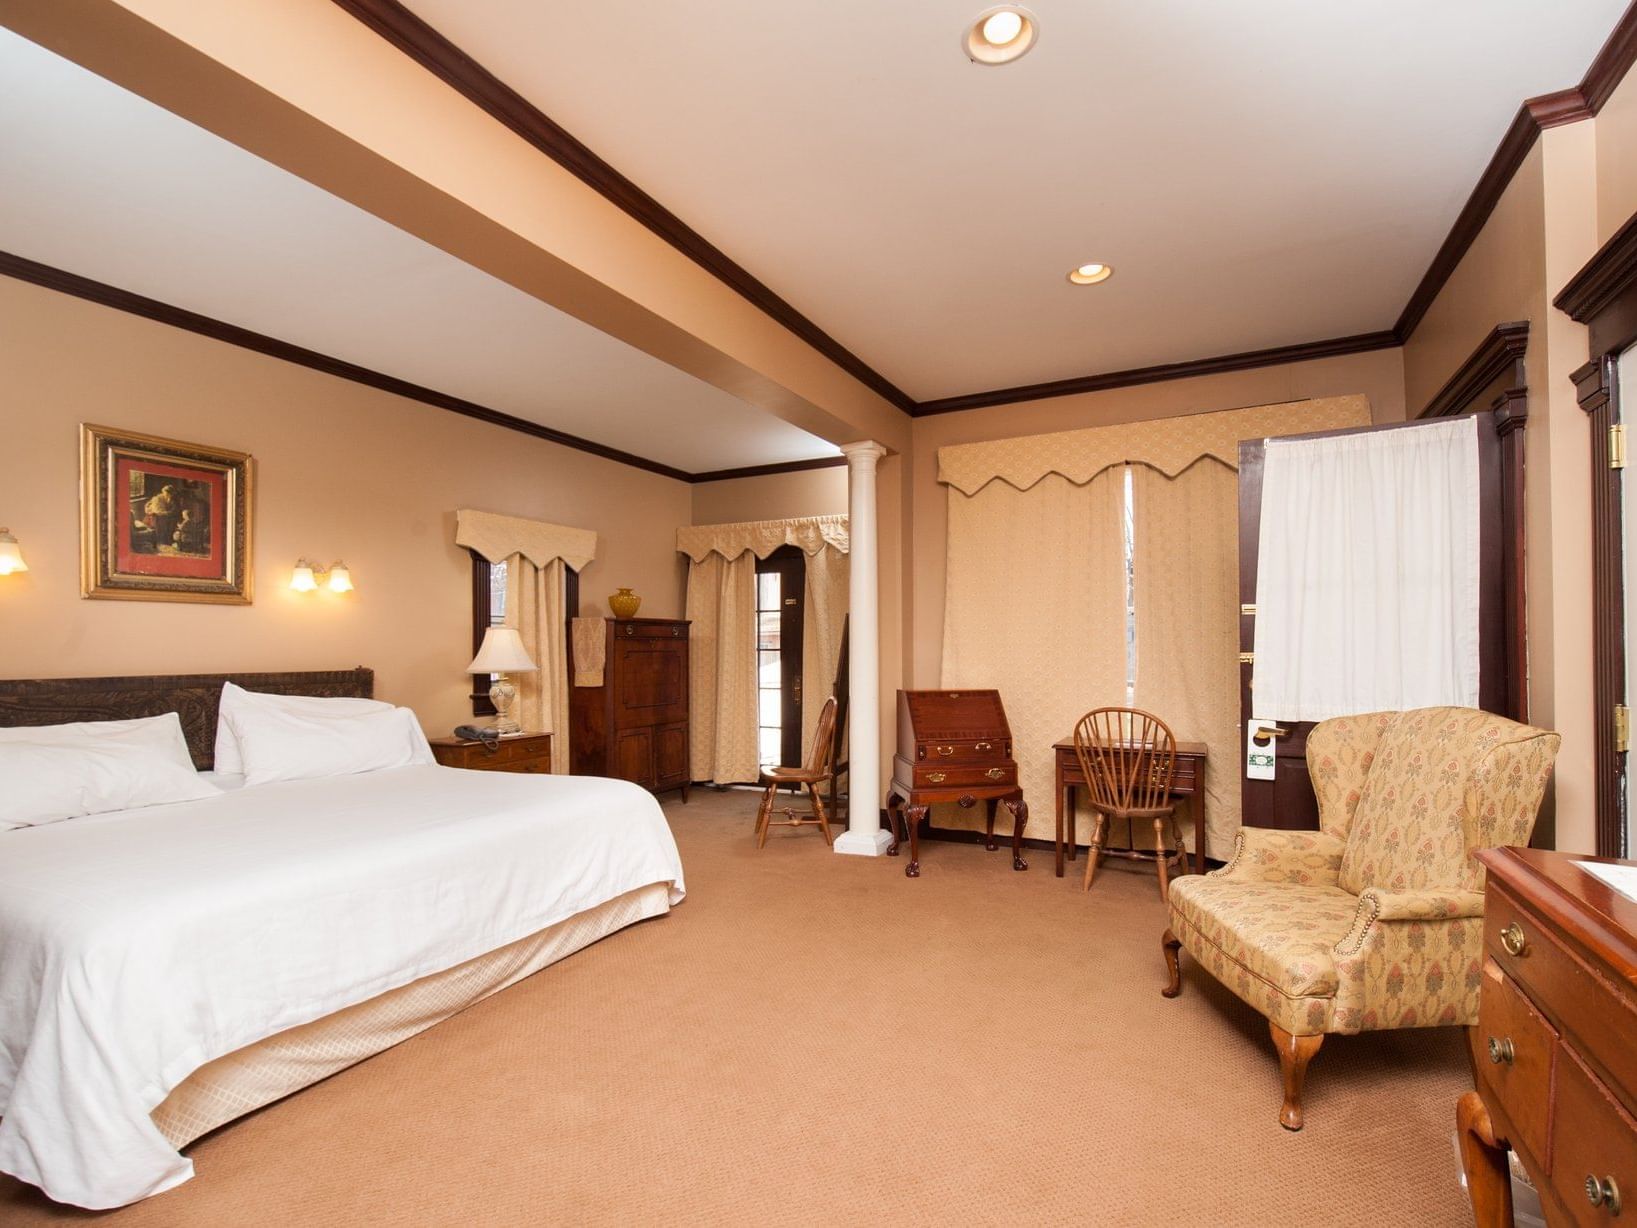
[327,561,354,593]
[289,561,318,592]
[467,626,537,674]
[0,529,26,576]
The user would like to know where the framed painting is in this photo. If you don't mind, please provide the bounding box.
[80,424,254,604]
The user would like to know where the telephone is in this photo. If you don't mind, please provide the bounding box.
[452,724,502,752]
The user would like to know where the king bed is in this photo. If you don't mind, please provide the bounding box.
[0,670,686,1210]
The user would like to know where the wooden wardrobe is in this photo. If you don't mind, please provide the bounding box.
[569,618,691,801]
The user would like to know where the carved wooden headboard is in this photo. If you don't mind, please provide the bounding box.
[0,669,375,770]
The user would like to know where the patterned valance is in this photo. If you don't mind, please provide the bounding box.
[936,395,1372,495]
[455,508,598,570]
[677,515,849,562]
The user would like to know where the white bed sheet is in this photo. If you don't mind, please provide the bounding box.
[0,765,684,1209]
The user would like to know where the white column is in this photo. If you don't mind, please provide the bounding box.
[834,440,891,856]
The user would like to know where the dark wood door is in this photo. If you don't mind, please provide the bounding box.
[1238,414,1511,830]
[755,546,806,770]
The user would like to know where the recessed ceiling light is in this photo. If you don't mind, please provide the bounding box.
[1067,263,1114,285]
[964,6,1038,65]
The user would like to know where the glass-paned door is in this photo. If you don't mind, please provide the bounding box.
[755,546,806,772]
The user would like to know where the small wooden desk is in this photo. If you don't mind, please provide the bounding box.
[1052,737,1208,878]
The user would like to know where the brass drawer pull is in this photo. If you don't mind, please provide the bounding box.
[936,745,955,756]
[975,741,993,751]
[1500,922,1528,957]
[1486,1036,1515,1066]
[1587,1175,1622,1214]
[985,767,1004,780]
[928,771,946,783]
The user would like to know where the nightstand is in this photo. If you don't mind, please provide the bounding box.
[429,732,553,774]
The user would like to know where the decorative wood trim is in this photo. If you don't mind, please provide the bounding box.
[911,330,1401,417]
[690,456,848,483]
[1416,321,1530,420]
[1557,208,1637,356]
[328,0,916,416]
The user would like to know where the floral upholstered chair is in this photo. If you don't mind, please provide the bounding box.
[1159,707,1560,1130]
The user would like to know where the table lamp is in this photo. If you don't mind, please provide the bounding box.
[467,627,538,736]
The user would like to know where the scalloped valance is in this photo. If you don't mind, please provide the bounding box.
[455,508,598,570]
[677,515,849,562]
[936,395,1372,495]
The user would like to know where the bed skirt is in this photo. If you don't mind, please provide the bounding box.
[151,882,673,1148]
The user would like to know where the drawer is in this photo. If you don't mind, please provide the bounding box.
[914,738,1010,762]
[487,737,552,768]
[613,621,688,640]
[902,759,1017,790]
[1487,885,1637,1113]
[1475,958,1557,1170]
[1547,1047,1637,1226]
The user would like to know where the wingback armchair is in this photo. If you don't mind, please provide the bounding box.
[1159,706,1560,1130]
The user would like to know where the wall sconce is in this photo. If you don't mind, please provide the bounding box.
[0,528,28,576]
[290,559,354,593]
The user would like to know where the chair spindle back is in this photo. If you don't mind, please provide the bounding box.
[1072,707,1178,814]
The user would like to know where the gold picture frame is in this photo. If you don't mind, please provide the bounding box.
[80,424,254,604]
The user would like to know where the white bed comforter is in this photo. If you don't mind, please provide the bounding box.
[0,765,684,1209]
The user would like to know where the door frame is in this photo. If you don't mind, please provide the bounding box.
[1556,211,1637,857]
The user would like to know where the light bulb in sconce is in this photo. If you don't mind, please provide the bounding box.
[289,560,318,592]
[0,529,27,576]
[326,562,354,593]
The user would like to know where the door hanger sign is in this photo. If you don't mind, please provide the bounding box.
[1246,719,1279,780]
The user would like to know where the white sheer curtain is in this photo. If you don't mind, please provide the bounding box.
[1253,416,1480,722]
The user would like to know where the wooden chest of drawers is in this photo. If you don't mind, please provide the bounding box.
[568,618,690,800]
[1459,847,1637,1227]
[885,689,1027,878]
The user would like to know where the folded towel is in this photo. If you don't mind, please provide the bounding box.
[572,617,606,687]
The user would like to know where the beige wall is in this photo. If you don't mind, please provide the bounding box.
[909,348,1408,691]
[690,466,847,526]
[1596,67,1637,243]
[0,276,691,736]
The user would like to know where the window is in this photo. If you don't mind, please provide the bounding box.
[468,553,509,716]
[755,547,805,771]
[1122,466,1137,705]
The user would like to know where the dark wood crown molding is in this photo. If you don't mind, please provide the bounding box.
[1416,321,1530,420]
[911,331,1400,417]
[328,0,916,417]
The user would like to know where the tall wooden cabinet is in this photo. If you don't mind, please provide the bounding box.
[569,618,690,801]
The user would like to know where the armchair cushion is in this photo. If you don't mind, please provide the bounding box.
[1216,827,1347,886]
[1167,876,1358,1035]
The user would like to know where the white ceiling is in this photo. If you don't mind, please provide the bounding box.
[0,27,837,474]
[404,0,1628,400]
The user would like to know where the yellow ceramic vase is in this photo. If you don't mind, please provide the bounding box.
[608,587,642,619]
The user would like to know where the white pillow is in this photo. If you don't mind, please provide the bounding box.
[0,711,197,770]
[213,682,391,775]
[0,740,221,830]
[228,703,433,787]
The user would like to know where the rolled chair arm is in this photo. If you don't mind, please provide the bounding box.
[1213,827,1347,885]
[1335,888,1487,956]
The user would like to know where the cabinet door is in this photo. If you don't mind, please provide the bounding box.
[613,728,654,786]
[611,639,688,729]
[655,721,689,786]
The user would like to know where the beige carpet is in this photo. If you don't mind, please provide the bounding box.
[1,790,1477,1226]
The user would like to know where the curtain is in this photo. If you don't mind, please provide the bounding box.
[686,552,759,784]
[504,555,570,772]
[1253,415,1480,721]
[942,469,1128,835]
[801,545,849,778]
[1132,461,1241,858]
